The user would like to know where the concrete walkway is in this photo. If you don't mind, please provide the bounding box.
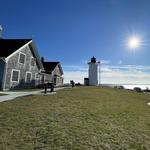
[0,87,65,103]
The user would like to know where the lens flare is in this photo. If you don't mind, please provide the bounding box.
[128,36,140,49]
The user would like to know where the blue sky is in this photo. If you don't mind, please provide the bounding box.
[1,0,150,84]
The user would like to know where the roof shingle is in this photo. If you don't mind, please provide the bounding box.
[42,62,59,72]
[0,39,31,57]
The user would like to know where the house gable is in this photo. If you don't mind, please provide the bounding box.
[1,40,43,90]
[53,64,63,77]
[4,40,43,70]
[42,61,63,75]
[41,60,63,86]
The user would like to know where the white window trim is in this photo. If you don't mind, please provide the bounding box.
[18,52,26,65]
[30,56,35,67]
[10,69,20,83]
[25,72,32,83]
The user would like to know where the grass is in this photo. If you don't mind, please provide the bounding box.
[0,93,7,96]
[0,87,150,150]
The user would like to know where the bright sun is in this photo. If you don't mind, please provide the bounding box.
[128,37,140,49]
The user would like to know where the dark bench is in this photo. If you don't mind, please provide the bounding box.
[44,83,54,94]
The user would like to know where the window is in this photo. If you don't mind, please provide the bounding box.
[19,53,26,64]
[11,70,20,82]
[35,73,39,79]
[25,72,32,83]
[30,57,35,67]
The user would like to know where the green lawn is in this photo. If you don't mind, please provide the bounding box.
[0,93,6,96]
[0,87,150,150]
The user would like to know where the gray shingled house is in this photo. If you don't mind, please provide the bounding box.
[0,39,44,90]
[41,58,64,86]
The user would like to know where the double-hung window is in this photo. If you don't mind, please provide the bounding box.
[11,69,20,82]
[30,57,35,67]
[25,72,32,83]
[19,53,26,64]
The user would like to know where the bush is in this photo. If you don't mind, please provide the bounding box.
[75,83,82,86]
[134,87,142,93]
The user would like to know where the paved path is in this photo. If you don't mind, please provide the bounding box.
[0,87,65,103]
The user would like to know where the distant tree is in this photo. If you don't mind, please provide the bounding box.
[134,87,142,93]
[70,80,75,87]
[75,82,82,86]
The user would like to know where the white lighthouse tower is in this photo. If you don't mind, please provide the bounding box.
[88,56,98,86]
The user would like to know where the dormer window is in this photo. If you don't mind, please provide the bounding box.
[30,57,35,67]
[19,52,26,64]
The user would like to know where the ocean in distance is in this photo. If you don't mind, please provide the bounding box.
[102,84,150,90]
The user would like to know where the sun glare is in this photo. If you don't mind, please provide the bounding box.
[128,36,140,49]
